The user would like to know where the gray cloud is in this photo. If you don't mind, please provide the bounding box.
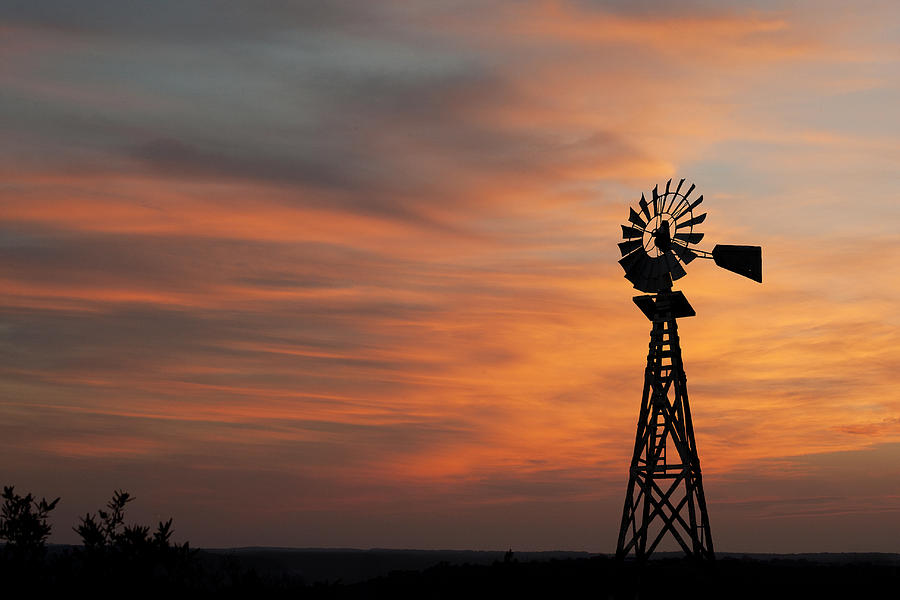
[1,0,646,225]
[0,1,377,40]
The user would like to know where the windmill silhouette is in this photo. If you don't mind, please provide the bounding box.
[615,179,762,560]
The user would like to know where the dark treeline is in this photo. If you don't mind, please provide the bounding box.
[2,485,898,597]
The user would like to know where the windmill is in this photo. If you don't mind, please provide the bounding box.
[615,179,761,560]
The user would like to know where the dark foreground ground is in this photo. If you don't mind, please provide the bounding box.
[204,549,900,599]
[11,547,898,598]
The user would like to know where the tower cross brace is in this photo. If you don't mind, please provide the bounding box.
[616,291,715,560]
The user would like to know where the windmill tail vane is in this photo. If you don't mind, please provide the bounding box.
[614,179,762,561]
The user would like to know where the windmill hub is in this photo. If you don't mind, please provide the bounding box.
[641,214,676,257]
[653,220,672,252]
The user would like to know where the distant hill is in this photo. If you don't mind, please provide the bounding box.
[201,547,593,583]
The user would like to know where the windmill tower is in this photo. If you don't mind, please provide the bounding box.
[615,179,762,560]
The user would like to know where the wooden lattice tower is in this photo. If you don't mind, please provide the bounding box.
[615,291,714,560]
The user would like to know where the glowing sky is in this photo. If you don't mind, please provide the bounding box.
[1,1,899,552]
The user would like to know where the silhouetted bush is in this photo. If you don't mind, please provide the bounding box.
[70,489,198,590]
[0,485,59,565]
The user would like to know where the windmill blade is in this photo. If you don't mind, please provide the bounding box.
[618,239,643,256]
[667,179,685,212]
[639,193,651,221]
[669,182,695,217]
[631,270,657,293]
[683,183,695,201]
[624,270,642,288]
[619,247,647,273]
[662,178,674,213]
[651,185,660,216]
[713,244,762,283]
[622,252,651,288]
[665,251,687,280]
[628,272,661,292]
[672,195,703,221]
[621,224,644,239]
[671,242,697,265]
[643,255,661,280]
[647,255,665,278]
[628,207,647,229]
[675,212,707,229]
[625,267,645,288]
[674,231,704,244]
[646,256,671,291]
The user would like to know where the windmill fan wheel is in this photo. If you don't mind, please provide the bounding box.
[618,178,706,293]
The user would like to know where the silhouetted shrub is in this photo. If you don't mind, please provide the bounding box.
[0,485,59,564]
[72,489,197,589]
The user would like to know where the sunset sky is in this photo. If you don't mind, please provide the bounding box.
[2,1,899,553]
